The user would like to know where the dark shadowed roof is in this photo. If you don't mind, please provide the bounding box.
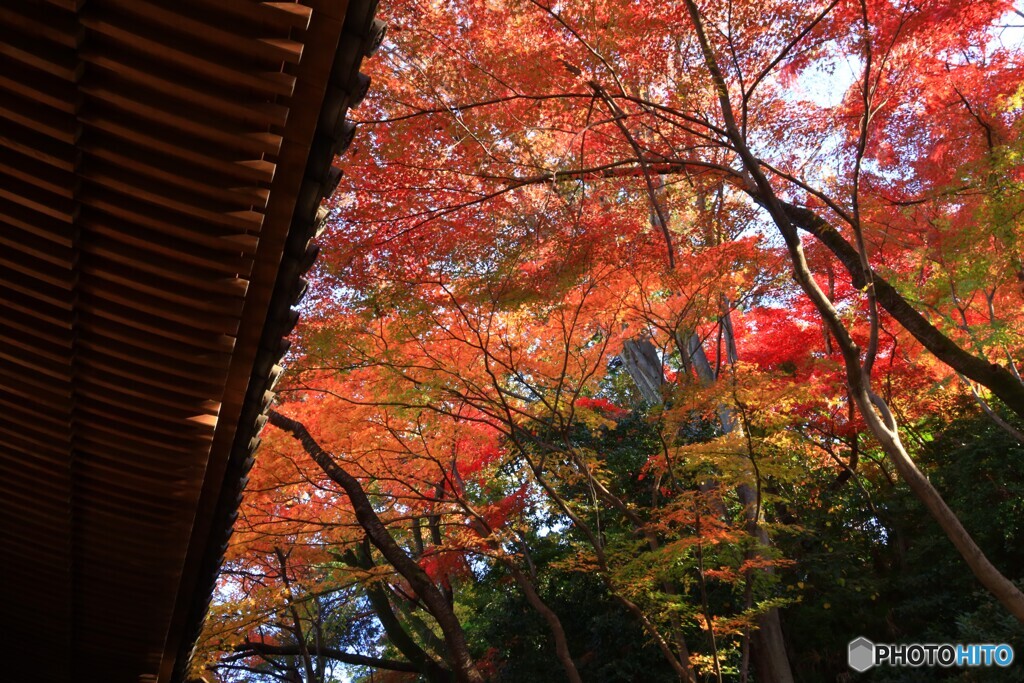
[0,1,380,680]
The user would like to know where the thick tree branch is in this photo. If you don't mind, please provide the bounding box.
[775,199,1024,419]
[340,538,452,682]
[267,410,485,683]
[683,0,1024,628]
[235,641,422,673]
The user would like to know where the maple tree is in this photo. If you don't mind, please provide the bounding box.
[194,0,1024,681]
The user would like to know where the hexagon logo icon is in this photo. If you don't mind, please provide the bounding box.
[848,637,875,672]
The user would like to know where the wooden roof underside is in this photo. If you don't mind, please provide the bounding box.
[0,1,379,681]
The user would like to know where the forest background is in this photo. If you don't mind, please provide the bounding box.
[193,0,1024,681]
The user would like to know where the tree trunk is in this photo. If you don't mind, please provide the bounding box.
[621,337,665,404]
[771,202,1024,622]
[620,329,794,682]
[850,382,1024,621]
[778,199,1024,420]
[268,411,485,683]
[506,564,584,683]
[341,538,452,682]
[687,332,796,683]
[681,0,1024,623]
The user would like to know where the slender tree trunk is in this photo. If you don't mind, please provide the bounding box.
[753,157,1024,623]
[428,481,456,607]
[274,548,319,683]
[268,411,486,683]
[686,331,796,683]
[457,493,584,682]
[506,563,584,683]
[682,0,1024,624]
[612,592,697,683]
[760,119,1024,627]
[515,440,697,682]
[849,380,1024,621]
[341,538,452,682]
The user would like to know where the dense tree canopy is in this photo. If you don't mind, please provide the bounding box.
[193,0,1024,681]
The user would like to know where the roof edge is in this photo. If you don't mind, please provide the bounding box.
[173,2,382,680]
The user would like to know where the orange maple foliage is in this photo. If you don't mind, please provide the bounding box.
[197,0,1024,680]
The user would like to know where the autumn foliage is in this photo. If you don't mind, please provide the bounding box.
[194,0,1024,681]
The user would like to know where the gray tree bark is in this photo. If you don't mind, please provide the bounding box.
[621,337,665,404]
